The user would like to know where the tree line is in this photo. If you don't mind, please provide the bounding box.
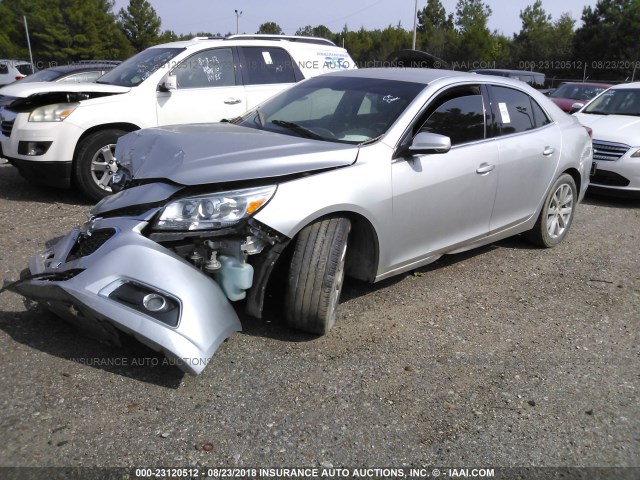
[1,0,639,83]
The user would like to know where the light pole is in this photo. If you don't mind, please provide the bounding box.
[412,0,418,50]
[235,9,243,34]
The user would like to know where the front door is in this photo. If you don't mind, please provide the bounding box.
[390,85,499,270]
[156,47,247,125]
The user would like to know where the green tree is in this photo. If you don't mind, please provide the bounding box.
[0,0,23,58]
[573,0,640,80]
[118,0,162,52]
[512,0,553,62]
[295,25,335,41]
[416,0,456,60]
[550,13,575,61]
[342,27,374,64]
[257,22,283,35]
[418,0,454,31]
[454,0,494,61]
[17,0,132,64]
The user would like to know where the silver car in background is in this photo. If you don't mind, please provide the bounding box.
[5,68,593,374]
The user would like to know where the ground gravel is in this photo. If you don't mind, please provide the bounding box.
[0,163,638,475]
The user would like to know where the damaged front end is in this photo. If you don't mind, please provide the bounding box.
[6,182,289,375]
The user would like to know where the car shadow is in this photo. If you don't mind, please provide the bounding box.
[238,235,541,342]
[583,191,640,209]
[0,164,92,206]
[0,298,184,388]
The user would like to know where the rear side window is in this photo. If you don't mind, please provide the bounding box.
[16,64,35,75]
[240,47,297,85]
[490,86,550,135]
[418,87,486,145]
[0,64,8,74]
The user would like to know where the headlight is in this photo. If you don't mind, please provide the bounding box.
[631,149,640,158]
[154,185,276,231]
[29,103,79,122]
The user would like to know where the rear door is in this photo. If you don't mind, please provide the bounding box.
[487,85,561,231]
[238,46,302,110]
[156,47,247,125]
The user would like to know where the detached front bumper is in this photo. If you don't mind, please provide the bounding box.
[9,216,241,375]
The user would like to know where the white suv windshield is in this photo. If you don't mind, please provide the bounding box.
[97,47,184,87]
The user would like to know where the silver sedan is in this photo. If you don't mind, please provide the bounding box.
[7,68,593,374]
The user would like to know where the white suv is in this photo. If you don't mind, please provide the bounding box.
[0,59,36,86]
[0,35,354,200]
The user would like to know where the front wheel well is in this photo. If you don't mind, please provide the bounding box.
[257,211,379,320]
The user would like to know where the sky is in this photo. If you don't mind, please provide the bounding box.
[112,0,599,37]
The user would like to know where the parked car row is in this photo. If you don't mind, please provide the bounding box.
[4,63,594,374]
[0,38,636,375]
[0,35,354,200]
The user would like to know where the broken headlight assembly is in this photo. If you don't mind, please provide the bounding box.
[153,185,277,231]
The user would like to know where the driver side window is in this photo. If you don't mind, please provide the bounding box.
[172,48,236,89]
[417,87,486,146]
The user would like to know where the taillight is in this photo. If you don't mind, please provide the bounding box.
[584,126,592,139]
[15,76,25,81]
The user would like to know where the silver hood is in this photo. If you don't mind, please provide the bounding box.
[115,123,359,186]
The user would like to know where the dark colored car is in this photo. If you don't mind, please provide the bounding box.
[549,82,612,112]
[16,61,120,85]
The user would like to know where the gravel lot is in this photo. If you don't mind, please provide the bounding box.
[0,162,638,476]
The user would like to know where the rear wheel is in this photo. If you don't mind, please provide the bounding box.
[525,173,577,248]
[74,129,127,201]
[285,217,351,335]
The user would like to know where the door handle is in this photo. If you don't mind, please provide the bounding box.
[476,163,495,174]
[224,98,242,105]
[543,146,555,156]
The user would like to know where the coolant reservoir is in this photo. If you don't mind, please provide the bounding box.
[213,255,254,301]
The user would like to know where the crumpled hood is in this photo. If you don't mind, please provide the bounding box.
[4,82,131,113]
[0,81,130,98]
[116,123,359,186]
[573,113,640,145]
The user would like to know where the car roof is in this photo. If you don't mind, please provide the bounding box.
[559,81,613,87]
[610,82,640,90]
[472,68,545,76]
[322,67,476,85]
[151,34,338,49]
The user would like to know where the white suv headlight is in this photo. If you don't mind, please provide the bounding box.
[154,185,276,231]
[29,103,79,122]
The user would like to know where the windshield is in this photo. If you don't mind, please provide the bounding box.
[551,84,608,101]
[583,88,640,116]
[19,69,61,83]
[238,75,425,144]
[97,47,183,87]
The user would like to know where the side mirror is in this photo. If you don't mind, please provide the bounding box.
[409,132,452,154]
[570,102,585,114]
[159,75,177,92]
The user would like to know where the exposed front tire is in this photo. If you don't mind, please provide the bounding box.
[285,217,351,335]
[74,129,127,201]
[525,173,577,248]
